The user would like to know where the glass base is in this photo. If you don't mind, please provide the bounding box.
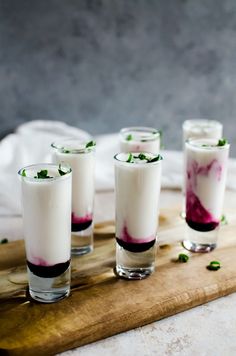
[182,240,216,253]
[28,264,70,303]
[183,224,219,253]
[115,241,156,280]
[71,224,93,256]
[116,265,154,280]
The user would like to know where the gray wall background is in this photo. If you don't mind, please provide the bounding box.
[0,0,236,154]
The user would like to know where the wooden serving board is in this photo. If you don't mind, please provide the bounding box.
[1,208,236,355]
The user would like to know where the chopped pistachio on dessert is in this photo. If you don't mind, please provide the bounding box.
[126,134,133,141]
[220,214,228,225]
[34,170,52,179]
[201,138,228,148]
[178,253,189,263]
[137,153,147,160]
[126,153,162,163]
[217,138,228,146]
[148,154,162,163]
[126,153,133,163]
[86,140,96,148]
[207,261,221,271]
[58,164,67,176]
[0,238,8,244]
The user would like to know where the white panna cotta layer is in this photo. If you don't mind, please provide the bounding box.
[52,140,95,218]
[20,164,72,266]
[115,152,162,242]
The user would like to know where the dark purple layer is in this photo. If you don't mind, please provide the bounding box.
[27,260,70,278]
[186,219,219,232]
[116,237,155,253]
[71,220,92,232]
[186,190,219,232]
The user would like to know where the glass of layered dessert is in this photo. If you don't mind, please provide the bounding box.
[51,139,96,255]
[114,152,162,279]
[181,119,223,218]
[183,138,229,252]
[120,127,161,154]
[18,163,72,303]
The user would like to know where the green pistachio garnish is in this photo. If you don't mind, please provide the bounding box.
[220,214,228,225]
[178,253,189,263]
[126,153,133,163]
[126,134,133,141]
[86,141,96,149]
[58,164,67,176]
[207,261,221,271]
[217,138,228,147]
[22,169,26,177]
[148,154,162,163]
[34,170,52,179]
[201,138,228,148]
[128,153,162,163]
[0,238,8,244]
[137,153,147,160]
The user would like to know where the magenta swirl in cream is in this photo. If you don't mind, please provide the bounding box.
[186,190,219,231]
[186,159,222,231]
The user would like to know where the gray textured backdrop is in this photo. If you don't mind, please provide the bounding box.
[0,0,236,154]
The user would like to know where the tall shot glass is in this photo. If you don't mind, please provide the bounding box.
[18,163,72,303]
[120,127,161,154]
[52,139,96,255]
[181,119,223,218]
[114,152,162,279]
[183,138,229,253]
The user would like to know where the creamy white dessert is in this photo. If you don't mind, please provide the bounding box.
[19,164,72,269]
[183,119,222,144]
[185,138,229,231]
[120,127,161,154]
[51,139,95,232]
[114,152,162,252]
[181,119,223,218]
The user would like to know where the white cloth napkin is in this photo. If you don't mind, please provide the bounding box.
[0,120,235,216]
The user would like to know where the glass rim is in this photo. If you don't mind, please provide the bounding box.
[18,163,72,182]
[120,126,161,142]
[114,152,163,166]
[185,138,230,151]
[182,119,223,130]
[51,138,96,154]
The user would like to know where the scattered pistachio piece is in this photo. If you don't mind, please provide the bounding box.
[178,253,189,263]
[207,261,221,271]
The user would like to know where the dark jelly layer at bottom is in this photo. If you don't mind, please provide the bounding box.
[27,260,70,278]
[186,219,219,232]
[116,238,156,253]
[72,220,92,232]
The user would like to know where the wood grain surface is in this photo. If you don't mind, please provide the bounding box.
[1,208,236,355]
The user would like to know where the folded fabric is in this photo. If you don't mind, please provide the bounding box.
[0,121,90,215]
[0,120,235,216]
